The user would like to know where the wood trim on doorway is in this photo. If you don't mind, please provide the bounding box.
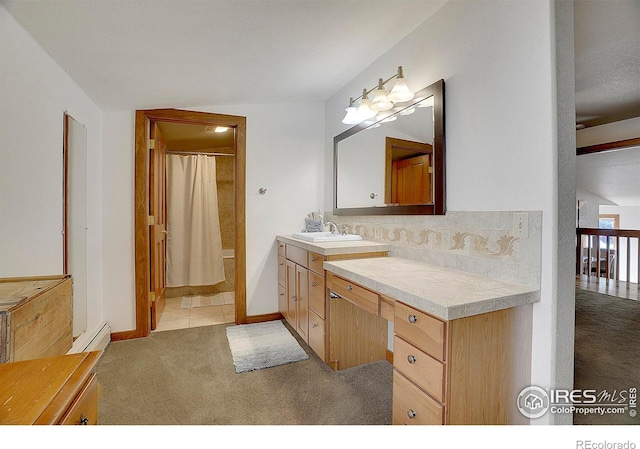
[112,109,247,341]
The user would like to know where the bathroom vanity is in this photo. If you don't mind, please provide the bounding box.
[277,235,540,424]
[323,256,539,425]
[276,235,389,367]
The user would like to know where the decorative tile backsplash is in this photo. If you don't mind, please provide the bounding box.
[325,211,542,288]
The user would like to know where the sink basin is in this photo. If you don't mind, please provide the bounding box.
[291,232,363,243]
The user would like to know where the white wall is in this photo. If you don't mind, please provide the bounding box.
[101,104,325,331]
[325,0,565,424]
[0,5,105,350]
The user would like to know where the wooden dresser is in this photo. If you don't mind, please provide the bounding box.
[0,351,102,425]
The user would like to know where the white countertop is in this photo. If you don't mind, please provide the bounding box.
[323,257,540,321]
[277,235,390,256]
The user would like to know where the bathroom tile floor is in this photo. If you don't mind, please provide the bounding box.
[153,291,235,332]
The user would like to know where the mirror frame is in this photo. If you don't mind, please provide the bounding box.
[333,79,445,216]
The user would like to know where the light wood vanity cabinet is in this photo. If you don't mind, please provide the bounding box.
[392,301,531,425]
[276,237,388,365]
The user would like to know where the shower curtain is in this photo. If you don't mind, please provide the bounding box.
[166,154,225,287]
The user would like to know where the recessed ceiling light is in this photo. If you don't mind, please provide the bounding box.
[204,126,230,133]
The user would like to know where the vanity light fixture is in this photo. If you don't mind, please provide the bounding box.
[341,66,415,125]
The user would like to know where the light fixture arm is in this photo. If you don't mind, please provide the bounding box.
[350,69,402,103]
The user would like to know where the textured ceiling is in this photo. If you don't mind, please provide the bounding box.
[1,0,446,111]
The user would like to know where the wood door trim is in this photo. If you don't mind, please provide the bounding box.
[120,108,247,340]
[577,136,640,155]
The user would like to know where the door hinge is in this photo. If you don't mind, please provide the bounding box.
[149,139,155,150]
[148,215,155,226]
[428,166,433,174]
[149,291,156,302]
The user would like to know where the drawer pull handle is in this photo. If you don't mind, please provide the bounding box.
[279,244,284,247]
[408,314,418,324]
[346,285,353,291]
[312,282,317,287]
[79,416,89,425]
[311,257,317,262]
[407,354,417,364]
[312,322,318,328]
[279,263,284,266]
[279,293,284,296]
[407,409,417,419]
[293,295,298,302]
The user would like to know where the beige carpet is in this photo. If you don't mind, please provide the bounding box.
[96,320,392,425]
[574,288,640,425]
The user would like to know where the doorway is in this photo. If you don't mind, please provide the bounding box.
[124,109,247,341]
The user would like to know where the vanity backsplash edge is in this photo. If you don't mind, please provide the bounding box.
[323,211,542,289]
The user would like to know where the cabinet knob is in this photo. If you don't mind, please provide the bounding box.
[312,282,317,287]
[346,285,353,291]
[408,314,418,324]
[407,409,417,419]
[279,244,284,248]
[311,257,317,262]
[407,354,417,364]
[292,295,298,301]
[279,263,284,266]
[279,293,284,296]
[312,322,318,328]
[79,416,89,425]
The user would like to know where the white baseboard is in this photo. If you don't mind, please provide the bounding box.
[69,322,111,354]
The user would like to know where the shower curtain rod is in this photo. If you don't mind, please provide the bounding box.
[166,151,234,157]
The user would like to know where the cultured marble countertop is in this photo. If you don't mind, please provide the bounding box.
[277,235,390,256]
[323,257,540,321]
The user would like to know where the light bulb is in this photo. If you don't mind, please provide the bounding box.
[370,79,393,112]
[387,66,414,103]
[342,98,361,125]
[356,90,377,121]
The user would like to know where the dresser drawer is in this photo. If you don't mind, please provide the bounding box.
[395,301,446,361]
[308,271,325,318]
[326,273,379,316]
[393,336,445,402]
[393,370,444,425]
[60,374,98,425]
[278,255,286,286]
[308,251,324,275]
[286,245,308,268]
[308,309,326,361]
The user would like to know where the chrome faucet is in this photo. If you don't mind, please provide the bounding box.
[325,221,339,234]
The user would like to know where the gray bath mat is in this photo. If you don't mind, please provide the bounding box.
[225,320,309,373]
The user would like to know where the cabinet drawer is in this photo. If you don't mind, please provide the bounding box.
[278,255,286,286]
[380,295,395,322]
[326,273,379,316]
[277,241,286,257]
[308,309,326,361]
[393,370,444,425]
[395,302,446,361]
[393,336,445,403]
[308,251,324,275]
[308,271,325,318]
[60,374,98,425]
[286,245,308,268]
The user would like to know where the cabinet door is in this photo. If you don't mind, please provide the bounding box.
[285,260,297,328]
[296,264,309,343]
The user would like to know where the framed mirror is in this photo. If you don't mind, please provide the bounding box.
[333,79,445,215]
